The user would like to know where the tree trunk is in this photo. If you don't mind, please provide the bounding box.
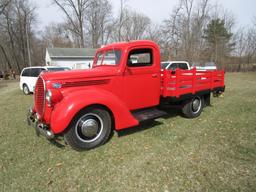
[0,44,12,69]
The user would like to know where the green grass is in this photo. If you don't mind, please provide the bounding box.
[0,73,256,192]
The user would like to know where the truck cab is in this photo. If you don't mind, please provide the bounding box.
[94,41,161,110]
[28,40,225,151]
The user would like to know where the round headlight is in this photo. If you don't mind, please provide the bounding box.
[46,90,52,106]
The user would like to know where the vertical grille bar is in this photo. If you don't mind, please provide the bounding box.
[34,77,45,118]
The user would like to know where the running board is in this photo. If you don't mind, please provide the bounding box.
[132,108,167,122]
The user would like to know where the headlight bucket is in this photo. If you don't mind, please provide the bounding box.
[45,89,63,107]
[46,90,52,106]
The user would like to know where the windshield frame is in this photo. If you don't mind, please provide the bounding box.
[93,49,122,68]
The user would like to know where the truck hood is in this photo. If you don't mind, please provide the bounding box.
[41,66,120,81]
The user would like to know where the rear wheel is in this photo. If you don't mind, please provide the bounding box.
[182,96,204,118]
[64,107,112,151]
[23,84,30,95]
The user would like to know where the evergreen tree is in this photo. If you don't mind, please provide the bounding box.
[204,19,234,66]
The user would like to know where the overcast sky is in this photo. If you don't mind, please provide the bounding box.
[33,0,255,30]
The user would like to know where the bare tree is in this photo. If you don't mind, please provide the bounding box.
[111,8,150,42]
[245,27,256,65]
[161,0,211,61]
[116,0,128,41]
[233,28,246,71]
[52,0,90,48]
[42,22,73,48]
[0,0,37,72]
[145,24,162,44]
[125,10,151,40]
[85,0,112,48]
[0,0,11,15]
[161,4,183,60]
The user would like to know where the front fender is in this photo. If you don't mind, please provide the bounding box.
[50,87,138,134]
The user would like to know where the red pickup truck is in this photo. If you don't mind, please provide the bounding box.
[27,40,225,151]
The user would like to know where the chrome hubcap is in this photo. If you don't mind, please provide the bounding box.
[81,119,99,138]
[192,97,201,113]
[24,86,29,94]
[75,113,103,143]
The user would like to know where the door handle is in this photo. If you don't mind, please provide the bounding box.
[152,74,158,78]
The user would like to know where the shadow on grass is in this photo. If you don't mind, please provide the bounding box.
[49,138,66,149]
[117,107,180,137]
[117,120,162,137]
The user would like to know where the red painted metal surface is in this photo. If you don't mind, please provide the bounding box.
[50,87,139,134]
[161,68,225,98]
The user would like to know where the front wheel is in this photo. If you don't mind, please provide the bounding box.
[64,107,112,151]
[23,84,30,95]
[182,96,204,118]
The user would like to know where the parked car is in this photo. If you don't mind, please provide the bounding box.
[161,61,190,70]
[27,40,225,151]
[20,66,71,95]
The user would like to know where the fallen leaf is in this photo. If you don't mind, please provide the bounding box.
[47,168,53,173]
[56,163,62,167]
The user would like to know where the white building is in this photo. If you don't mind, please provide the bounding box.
[45,48,97,69]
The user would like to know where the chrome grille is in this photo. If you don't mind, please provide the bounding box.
[34,77,45,118]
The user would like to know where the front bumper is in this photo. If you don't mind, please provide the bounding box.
[27,108,55,140]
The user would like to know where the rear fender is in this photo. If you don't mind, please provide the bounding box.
[50,87,138,134]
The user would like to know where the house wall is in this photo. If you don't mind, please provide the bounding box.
[45,51,51,66]
[50,58,94,69]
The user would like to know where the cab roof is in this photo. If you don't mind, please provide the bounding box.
[98,40,160,52]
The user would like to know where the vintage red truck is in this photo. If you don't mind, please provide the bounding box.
[27,40,225,151]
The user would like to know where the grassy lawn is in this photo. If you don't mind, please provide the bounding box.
[0,73,256,191]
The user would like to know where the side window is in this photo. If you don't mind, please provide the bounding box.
[127,48,153,67]
[21,69,30,77]
[179,63,189,70]
[30,68,43,77]
[168,63,178,70]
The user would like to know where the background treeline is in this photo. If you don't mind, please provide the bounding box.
[0,0,256,73]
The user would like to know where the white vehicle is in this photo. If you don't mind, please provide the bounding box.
[192,62,217,71]
[20,66,70,95]
[203,62,217,70]
[161,61,190,70]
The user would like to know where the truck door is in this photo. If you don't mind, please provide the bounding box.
[123,47,160,110]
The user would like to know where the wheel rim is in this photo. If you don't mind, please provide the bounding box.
[23,86,29,94]
[191,96,202,114]
[75,113,103,143]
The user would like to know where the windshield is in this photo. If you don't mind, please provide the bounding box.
[47,67,71,71]
[94,50,122,67]
[161,62,169,69]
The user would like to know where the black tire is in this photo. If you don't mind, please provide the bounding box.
[182,96,204,118]
[64,107,112,151]
[23,84,30,95]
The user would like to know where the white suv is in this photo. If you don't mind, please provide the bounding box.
[20,66,70,95]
